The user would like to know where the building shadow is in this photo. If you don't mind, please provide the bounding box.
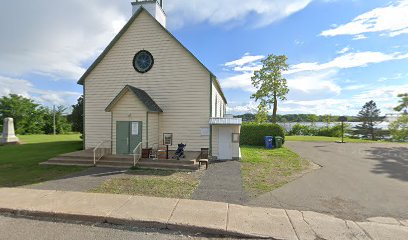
[125,168,177,177]
[365,146,408,182]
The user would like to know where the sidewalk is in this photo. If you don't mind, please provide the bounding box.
[0,188,407,240]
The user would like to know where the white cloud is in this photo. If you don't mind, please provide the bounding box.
[337,47,351,54]
[225,54,265,67]
[287,51,408,74]
[321,0,408,38]
[343,84,367,91]
[287,69,342,95]
[378,73,405,82]
[166,0,312,28]
[221,53,343,96]
[352,34,368,40]
[227,101,258,114]
[0,1,127,80]
[0,76,81,106]
[353,84,408,103]
[220,54,264,93]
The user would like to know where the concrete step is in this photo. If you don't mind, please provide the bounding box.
[56,155,94,160]
[96,160,133,167]
[137,161,199,171]
[48,157,94,163]
[43,157,199,170]
[40,161,94,167]
[138,159,196,165]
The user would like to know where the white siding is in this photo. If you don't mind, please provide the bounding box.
[211,82,226,118]
[148,112,160,147]
[84,10,211,151]
[211,125,241,160]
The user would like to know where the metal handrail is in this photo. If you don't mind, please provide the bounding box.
[93,140,111,166]
[132,142,143,167]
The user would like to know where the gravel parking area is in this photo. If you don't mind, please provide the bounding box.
[248,141,408,221]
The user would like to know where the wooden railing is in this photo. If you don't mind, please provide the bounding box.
[132,142,143,167]
[93,140,111,166]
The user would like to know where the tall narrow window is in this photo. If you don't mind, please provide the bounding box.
[215,96,218,117]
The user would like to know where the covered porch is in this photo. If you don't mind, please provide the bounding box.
[41,148,202,171]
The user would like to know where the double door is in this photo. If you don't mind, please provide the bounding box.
[116,121,142,155]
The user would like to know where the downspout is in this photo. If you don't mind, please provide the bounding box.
[111,113,113,153]
[82,84,86,150]
[146,112,149,148]
[209,74,213,156]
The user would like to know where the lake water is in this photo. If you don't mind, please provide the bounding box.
[278,122,390,132]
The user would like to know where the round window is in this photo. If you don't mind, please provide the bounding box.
[133,50,154,73]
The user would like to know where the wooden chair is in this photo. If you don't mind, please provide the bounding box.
[157,145,167,159]
[149,143,159,160]
[198,148,209,170]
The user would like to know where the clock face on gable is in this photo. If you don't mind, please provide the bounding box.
[133,50,154,73]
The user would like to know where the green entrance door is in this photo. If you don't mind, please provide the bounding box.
[116,121,142,155]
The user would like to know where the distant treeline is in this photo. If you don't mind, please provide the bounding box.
[234,114,359,123]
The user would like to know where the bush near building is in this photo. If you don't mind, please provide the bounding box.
[288,123,349,137]
[240,122,285,146]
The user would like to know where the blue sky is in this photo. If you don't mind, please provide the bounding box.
[1,0,407,115]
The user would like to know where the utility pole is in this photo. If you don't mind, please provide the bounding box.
[53,105,56,135]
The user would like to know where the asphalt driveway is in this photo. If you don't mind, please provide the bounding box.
[248,141,408,221]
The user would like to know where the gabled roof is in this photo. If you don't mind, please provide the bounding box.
[105,85,163,113]
[77,7,227,104]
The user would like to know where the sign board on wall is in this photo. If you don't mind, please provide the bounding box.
[132,122,139,135]
[201,128,210,136]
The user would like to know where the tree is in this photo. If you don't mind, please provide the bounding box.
[307,114,319,126]
[353,100,384,140]
[389,115,408,141]
[0,94,45,134]
[251,54,289,123]
[394,93,408,114]
[322,114,332,129]
[68,95,84,133]
[255,100,268,123]
[42,106,72,134]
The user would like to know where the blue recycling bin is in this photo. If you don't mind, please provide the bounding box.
[264,136,274,149]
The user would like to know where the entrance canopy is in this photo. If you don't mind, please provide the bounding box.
[209,118,242,125]
[105,85,163,113]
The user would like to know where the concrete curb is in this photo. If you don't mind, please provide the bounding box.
[0,208,260,239]
[0,188,407,239]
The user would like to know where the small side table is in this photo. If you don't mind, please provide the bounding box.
[142,148,152,159]
[198,159,209,170]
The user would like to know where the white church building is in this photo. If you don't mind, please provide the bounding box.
[78,0,242,160]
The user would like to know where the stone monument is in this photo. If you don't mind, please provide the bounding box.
[1,118,20,144]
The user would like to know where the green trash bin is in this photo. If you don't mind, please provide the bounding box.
[275,136,283,148]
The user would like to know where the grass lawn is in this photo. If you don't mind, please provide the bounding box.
[241,145,315,198]
[286,135,381,143]
[90,168,202,199]
[0,134,86,187]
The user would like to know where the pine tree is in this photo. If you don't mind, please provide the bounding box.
[394,93,408,114]
[353,100,384,140]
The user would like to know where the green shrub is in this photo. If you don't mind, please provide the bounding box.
[288,123,350,137]
[289,123,318,136]
[241,123,285,146]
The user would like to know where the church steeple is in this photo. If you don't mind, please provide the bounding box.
[131,0,166,28]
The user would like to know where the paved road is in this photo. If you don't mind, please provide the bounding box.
[22,167,128,192]
[248,141,408,221]
[192,161,248,204]
[0,215,234,240]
